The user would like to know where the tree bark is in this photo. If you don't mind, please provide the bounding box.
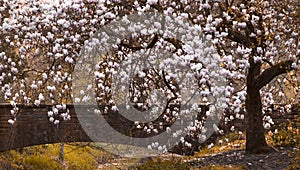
[59,142,65,162]
[245,86,270,153]
[254,60,294,89]
[245,57,270,153]
[245,56,295,153]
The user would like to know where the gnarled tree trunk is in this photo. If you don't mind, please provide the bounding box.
[245,57,269,153]
[245,56,295,153]
[245,85,269,153]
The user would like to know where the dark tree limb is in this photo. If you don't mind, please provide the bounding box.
[164,37,183,50]
[262,59,274,66]
[119,34,159,52]
[146,34,159,48]
[226,29,253,48]
[254,60,294,89]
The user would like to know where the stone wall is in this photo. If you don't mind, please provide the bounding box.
[0,104,92,152]
[0,104,299,152]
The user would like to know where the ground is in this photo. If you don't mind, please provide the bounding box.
[188,147,297,170]
[0,131,299,169]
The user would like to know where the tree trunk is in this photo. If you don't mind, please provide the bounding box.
[59,142,64,162]
[245,57,270,154]
[245,86,270,153]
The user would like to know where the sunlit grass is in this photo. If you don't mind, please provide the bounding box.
[194,132,246,157]
[0,143,115,170]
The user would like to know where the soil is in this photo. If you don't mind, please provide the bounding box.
[188,147,298,170]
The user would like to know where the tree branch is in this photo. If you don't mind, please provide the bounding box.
[119,34,159,52]
[227,29,253,48]
[254,60,294,89]
[262,59,273,66]
[164,37,183,50]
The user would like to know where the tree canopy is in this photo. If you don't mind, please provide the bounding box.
[0,0,299,154]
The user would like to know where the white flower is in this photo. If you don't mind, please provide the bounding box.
[53,108,59,115]
[56,105,63,110]
[74,98,80,103]
[11,67,18,73]
[8,119,15,125]
[240,114,245,119]
[10,110,15,115]
[206,34,212,40]
[254,56,261,63]
[111,105,118,111]
[48,111,54,117]
[34,100,40,106]
[87,84,93,90]
[65,57,74,63]
[208,143,214,149]
[291,63,298,69]
[154,142,159,148]
[57,19,66,25]
[198,134,207,141]
[237,22,247,28]
[166,127,171,133]
[31,84,38,89]
[54,120,60,124]
[147,0,158,5]
[82,96,90,102]
[38,93,45,101]
[61,113,70,120]
[80,90,85,95]
[158,146,162,151]
[264,123,271,129]
[49,117,54,122]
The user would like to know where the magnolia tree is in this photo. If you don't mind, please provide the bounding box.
[0,0,299,155]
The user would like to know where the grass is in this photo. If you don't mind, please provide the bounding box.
[0,143,116,170]
[194,132,246,157]
[0,143,158,170]
[0,130,298,169]
[0,138,246,170]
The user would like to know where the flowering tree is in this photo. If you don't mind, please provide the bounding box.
[0,0,299,154]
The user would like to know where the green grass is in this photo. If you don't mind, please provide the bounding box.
[0,143,116,170]
[194,132,246,157]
